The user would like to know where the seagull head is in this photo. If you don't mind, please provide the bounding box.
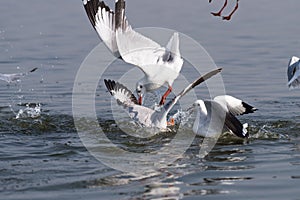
[287,56,300,89]
[136,81,146,105]
[187,100,207,115]
[194,100,205,107]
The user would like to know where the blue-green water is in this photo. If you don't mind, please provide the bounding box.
[1,0,300,199]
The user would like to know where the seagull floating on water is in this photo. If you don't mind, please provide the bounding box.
[0,67,37,84]
[287,56,300,89]
[191,95,257,138]
[83,0,184,106]
[104,68,222,131]
[209,0,239,20]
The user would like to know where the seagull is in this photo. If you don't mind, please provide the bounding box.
[209,0,239,20]
[83,0,184,106]
[287,56,300,89]
[0,67,37,83]
[191,95,257,138]
[104,68,222,131]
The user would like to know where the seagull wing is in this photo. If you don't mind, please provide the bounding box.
[224,110,249,138]
[116,25,162,66]
[83,0,125,57]
[104,79,139,106]
[214,95,257,116]
[164,68,222,114]
[116,30,183,72]
[288,69,300,89]
[115,1,182,73]
[104,79,158,127]
[205,100,248,138]
[287,56,300,89]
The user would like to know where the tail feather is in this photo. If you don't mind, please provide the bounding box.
[166,32,180,57]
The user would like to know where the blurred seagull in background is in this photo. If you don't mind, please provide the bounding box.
[0,67,37,84]
[209,0,239,20]
[83,0,183,106]
[104,68,222,131]
[190,95,257,138]
[287,56,300,89]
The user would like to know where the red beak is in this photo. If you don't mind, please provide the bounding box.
[138,95,142,105]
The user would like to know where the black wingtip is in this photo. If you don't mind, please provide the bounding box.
[29,67,38,73]
[83,0,113,29]
[104,79,116,95]
[192,68,222,89]
[104,79,139,104]
[115,0,126,30]
[225,112,249,139]
[242,102,258,114]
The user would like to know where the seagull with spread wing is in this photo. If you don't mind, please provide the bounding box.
[104,68,222,131]
[83,0,183,106]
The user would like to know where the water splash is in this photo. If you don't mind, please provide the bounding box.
[170,109,194,126]
[15,103,42,119]
[248,122,290,140]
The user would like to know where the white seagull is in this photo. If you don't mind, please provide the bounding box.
[0,67,37,84]
[287,56,300,89]
[83,0,184,106]
[191,95,257,138]
[104,68,222,131]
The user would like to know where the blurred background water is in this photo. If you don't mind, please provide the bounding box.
[1,0,300,199]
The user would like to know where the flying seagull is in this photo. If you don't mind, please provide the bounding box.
[104,68,222,131]
[83,0,184,105]
[287,56,300,89]
[191,95,257,138]
[0,67,38,83]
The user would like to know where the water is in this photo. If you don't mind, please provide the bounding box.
[1,0,300,199]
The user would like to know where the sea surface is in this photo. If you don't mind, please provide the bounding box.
[1,0,300,199]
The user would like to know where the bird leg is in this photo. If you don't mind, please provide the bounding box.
[211,0,227,17]
[222,0,239,20]
[159,86,172,105]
